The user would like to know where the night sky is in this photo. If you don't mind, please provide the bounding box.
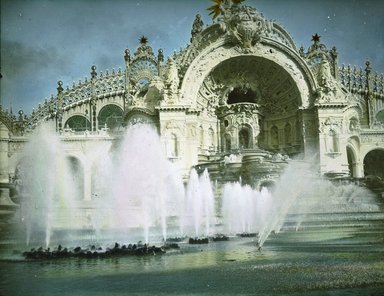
[1,0,383,114]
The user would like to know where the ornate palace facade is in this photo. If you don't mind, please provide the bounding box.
[1,2,384,203]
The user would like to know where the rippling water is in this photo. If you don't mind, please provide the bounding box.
[1,223,384,296]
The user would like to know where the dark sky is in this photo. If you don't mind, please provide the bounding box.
[1,0,383,114]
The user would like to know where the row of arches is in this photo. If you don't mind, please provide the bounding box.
[223,126,253,151]
[268,122,301,149]
[64,104,123,131]
[221,123,300,152]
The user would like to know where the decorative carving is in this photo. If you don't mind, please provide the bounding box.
[162,57,180,105]
[218,3,270,51]
[224,154,242,164]
[361,133,384,143]
[303,120,317,137]
[8,141,25,157]
[319,117,343,134]
[164,120,182,131]
[216,103,259,119]
[164,58,179,93]
[318,55,336,90]
[129,60,158,85]
[187,123,197,137]
[195,54,301,116]
[348,117,360,133]
[133,36,155,60]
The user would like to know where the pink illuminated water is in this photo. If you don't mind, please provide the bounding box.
[17,124,379,248]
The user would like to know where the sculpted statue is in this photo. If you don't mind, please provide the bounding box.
[165,57,179,95]
[191,14,204,41]
[145,76,164,108]
[318,55,333,89]
[315,54,339,103]
[349,117,359,132]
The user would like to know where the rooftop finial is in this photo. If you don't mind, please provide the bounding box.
[158,49,164,63]
[91,65,97,79]
[57,81,63,94]
[124,49,131,64]
[365,60,371,75]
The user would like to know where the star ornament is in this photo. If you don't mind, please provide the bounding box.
[139,36,148,45]
[311,33,321,43]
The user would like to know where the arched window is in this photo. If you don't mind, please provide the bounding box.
[327,130,339,153]
[65,115,91,132]
[295,120,301,142]
[346,146,356,177]
[270,126,279,148]
[225,133,231,151]
[208,128,214,148]
[376,109,384,123]
[200,126,204,147]
[97,104,123,130]
[170,134,178,157]
[284,123,292,146]
[238,127,251,149]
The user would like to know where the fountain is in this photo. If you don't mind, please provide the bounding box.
[221,159,380,247]
[16,125,79,247]
[184,168,215,238]
[97,123,186,243]
[222,182,272,236]
[12,123,381,254]
[16,123,187,247]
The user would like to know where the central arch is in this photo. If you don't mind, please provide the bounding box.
[204,55,302,116]
[180,39,315,111]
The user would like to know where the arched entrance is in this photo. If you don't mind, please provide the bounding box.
[178,23,316,168]
[364,149,384,179]
[346,146,357,177]
[200,55,307,155]
[224,133,231,152]
[238,126,252,149]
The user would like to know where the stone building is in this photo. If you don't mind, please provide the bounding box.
[1,1,384,204]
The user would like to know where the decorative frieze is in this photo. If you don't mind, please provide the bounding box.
[360,133,384,143]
